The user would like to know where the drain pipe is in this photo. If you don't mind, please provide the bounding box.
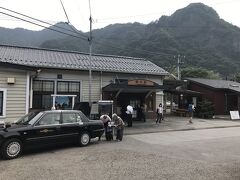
[100,71,103,100]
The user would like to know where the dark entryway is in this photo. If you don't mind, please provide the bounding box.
[102,79,164,121]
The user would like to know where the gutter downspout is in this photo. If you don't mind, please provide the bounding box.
[100,71,103,100]
[225,93,228,113]
[26,72,30,114]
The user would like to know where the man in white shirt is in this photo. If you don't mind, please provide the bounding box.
[126,104,133,127]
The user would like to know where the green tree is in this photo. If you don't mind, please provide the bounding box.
[229,72,240,82]
[197,99,215,119]
[181,67,220,79]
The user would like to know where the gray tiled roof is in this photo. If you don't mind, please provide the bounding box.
[0,45,168,75]
[187,78,240,93]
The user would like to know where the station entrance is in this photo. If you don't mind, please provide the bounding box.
[102,79,164,120]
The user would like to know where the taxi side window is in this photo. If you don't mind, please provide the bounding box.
[62,113,80,124]
[78,112,89,122]
[36,113,60,126]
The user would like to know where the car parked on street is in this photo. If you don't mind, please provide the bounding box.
[0,110,104,160]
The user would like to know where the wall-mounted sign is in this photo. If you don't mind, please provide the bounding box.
[230,111,240,120]
[128,79,154,86]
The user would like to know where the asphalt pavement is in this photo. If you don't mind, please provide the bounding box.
[1,127,240,180]
[124,115,240,135]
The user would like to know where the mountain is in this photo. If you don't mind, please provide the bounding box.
[1,3,240,76]
[0,22,81,46]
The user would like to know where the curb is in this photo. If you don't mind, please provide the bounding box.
[124,125,240,135]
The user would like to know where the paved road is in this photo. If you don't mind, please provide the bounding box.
[1,127,240,180]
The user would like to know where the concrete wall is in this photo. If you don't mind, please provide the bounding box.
[0,67,27,122]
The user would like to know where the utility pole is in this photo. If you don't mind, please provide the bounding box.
[176,55,185,80]
[88,0,92,107]
[177,55,180,80]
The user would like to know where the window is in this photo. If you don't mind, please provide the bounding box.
[32,80,81,110]
[33,80,54,109]
[0,89,6,117]
[36,113,60,126]
[62,112,80,124]
[79,111,89,122]
[57,81,80,103]
[57,81,80,93]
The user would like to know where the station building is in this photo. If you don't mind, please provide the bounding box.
[0,45,168,122]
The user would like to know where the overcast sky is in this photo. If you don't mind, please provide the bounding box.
[0,0,239,32]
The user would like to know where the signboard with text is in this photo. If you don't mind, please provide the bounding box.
[128,79,154,86]
[230,111,240,120]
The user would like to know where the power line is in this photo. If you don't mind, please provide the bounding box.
[0,7,188,59]
[59,0,70,23]
[0,9,188,59]
[95,1,239,23]
[57,1,87,38]
[0,8,174,58]
[0,11,88,41]
[96,11,169,22]
[0,6,88,39]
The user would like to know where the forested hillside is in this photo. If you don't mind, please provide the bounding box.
[1,3,240,77]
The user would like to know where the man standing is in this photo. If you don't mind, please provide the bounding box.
[126,104,133,127]
[188,102,195,123]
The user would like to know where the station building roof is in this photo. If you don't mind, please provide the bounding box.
[0,45,168,76]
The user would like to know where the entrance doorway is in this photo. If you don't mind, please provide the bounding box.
[102,79,164,121]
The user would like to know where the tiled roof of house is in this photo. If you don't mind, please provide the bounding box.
[187,78,240,93]
[0,45,168,75]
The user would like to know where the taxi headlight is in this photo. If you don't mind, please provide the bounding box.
[0,120,5,128]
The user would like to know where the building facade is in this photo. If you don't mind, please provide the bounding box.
[0,67,29,122]
[0,45,168,122]
[188,78,240,115]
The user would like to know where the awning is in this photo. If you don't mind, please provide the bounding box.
[102,79,166,93]
[164,89,202,96]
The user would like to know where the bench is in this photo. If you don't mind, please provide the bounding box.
[172,108,188,117]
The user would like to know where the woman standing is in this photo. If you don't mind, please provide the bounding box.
[112,113,125,141]
[156,103,163,123]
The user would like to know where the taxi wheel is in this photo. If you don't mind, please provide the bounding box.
[79,132,90,147]
[1,138,22,160]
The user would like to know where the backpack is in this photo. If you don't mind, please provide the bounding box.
[188,104,194,112]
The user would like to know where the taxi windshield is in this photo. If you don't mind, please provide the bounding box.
[16,111,43,125]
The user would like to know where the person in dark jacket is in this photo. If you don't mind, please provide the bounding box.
[187,102,195,123]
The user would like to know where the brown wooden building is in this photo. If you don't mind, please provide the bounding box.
[187,78,240,115]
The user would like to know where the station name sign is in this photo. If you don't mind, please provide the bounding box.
[128,79,154,86]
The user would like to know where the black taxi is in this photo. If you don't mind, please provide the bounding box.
[0,110,104,159]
